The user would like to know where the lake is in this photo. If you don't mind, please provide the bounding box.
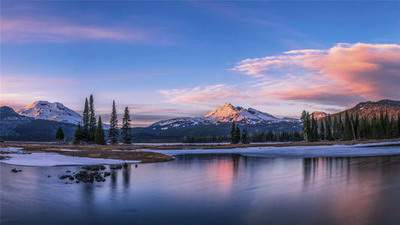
[1,154,400,225]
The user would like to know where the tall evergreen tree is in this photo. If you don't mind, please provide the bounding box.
[398,113,400,137]
[74,123,83,144]
[344,112,353,140]
[310,116,318,141]
[235,126,241,144]
[95,116,106,145]
[88,94,96,142]
[82,98,89,141]
[325,116,333,141]
[230,122,238,144]
[320,120,325,140]
[301,111,311,142]
[56,127,65,142]
[109,100,119,144]
[241,129,250,144]
[121,107,132,144]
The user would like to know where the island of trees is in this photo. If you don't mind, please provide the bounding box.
[71,95,132,145]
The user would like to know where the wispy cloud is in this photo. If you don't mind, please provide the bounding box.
[233,43,400,105]
[0,18,151,43]
[159,84,242,106]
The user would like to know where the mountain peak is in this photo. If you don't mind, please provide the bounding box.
[18,101,81,124]
[311,111,329,119]
[204,103,279,124]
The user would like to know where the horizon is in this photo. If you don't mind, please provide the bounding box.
[1,1,400,126]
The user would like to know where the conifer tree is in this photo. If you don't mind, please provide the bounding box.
[344,112,353,140]
[398,113,400,137]
[325,116,333,141]
[88,94,96,142]
[109,100,119,144]
[320,120,325,140]
[56,127,64,142]
[74,123,83,144]
[301,111,311,141]
[121,107,132,144]
[95,116,106,145]
[235,126,241,144]
[310,116,318,141]
[82,98,89,141]
[241,129,250,144]
[230,122,238,144]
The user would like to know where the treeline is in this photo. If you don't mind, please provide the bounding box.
[73,95,132,145]
[251,131,303,142]
[301,110,400,142]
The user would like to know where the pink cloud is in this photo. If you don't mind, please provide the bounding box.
[233,43,400,105]
[0,18,150,42]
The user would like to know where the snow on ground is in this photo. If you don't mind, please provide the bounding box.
[0,151,140,167]
[147,142,400,158]
[0,147,24,153]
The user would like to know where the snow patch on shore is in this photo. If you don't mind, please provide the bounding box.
[147,142,400,158]
[0,152,140,167]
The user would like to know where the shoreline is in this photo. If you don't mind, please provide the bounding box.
[1,139,400,165]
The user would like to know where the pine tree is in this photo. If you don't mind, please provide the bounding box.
[95,116,106,145]
[344,112,353,140]
[397,113,400,137]
[88,94,96,142]
[56,127,64,142]
[310,116,318,142]
[241,129,250,144]
[325,116,333,141]
[74,123,83,144]
[82,98,89,141]
[235,126,241,144]
[320,120,325,140]
[301,111,311,142]
[109,100,119,144]
[230,122,238,144]
[121,107,132,144]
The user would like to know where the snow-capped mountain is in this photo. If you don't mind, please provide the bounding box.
[149,103,294,130]
[205,103,279,124]
[150,117,212,130]
[311,111,328,120]
[18,101,81,125]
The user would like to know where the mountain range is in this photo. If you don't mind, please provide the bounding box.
[1,99,399,142]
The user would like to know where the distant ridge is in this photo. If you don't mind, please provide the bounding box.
[312,99,400,119]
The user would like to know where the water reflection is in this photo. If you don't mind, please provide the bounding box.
[1,154,400,225]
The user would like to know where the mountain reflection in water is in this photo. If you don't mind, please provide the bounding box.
[1,154,400,225]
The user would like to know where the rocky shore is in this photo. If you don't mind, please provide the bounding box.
[59,163,134,184]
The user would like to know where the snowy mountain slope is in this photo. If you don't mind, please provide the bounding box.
[205,103,279,124]
[18,101,81,125]
[149,103,296,130]
[150,117,212,130]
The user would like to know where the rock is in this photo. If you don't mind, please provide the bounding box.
[110,164,123,170]
[104,172,111,177]
[135,164,138,168]
[59,175,72,180]
[82,165,106,171]
[11,168,22,173]
[48,175,51,178]
[66,170,71,173]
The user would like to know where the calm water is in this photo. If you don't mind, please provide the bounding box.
[1,154,400,225]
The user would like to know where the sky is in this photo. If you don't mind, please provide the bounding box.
[1,1,400,126]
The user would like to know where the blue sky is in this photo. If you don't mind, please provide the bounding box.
[1,1,400,126]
